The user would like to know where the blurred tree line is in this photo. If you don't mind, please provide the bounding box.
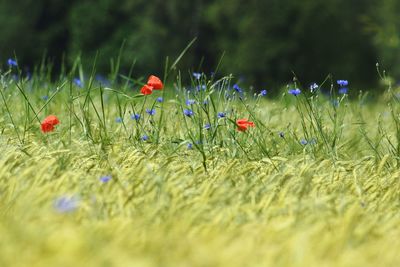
[0,0,399,90]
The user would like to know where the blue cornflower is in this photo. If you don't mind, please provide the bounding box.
[233,84,242,93]
[288,88,301,96]
[300,139,308,145]
[187,143,193,150]
[7,58,18,67]
[186,99,196,106]
[183,109,194,117]
[131,114,141,121]
[310,83,318,93]
[217,112,226,118]
[193,72,201,80]
[338,87,348,94]
[142,135,149,141]
[195,85,206,91]
[95,74,110,86]
[41,95,49,101]
[73,78,83,88]
[337,80,348,87]
[99,175,112,183]
[156,97,163,103]
[204,123,211,130]
[115,117,123,123]
[203,100,209,105]
[279,132,285,138]
[53,196,79,213]
[260,89,267,96]
[146,109,156,116]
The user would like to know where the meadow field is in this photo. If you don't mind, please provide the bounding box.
[1,61,400,267]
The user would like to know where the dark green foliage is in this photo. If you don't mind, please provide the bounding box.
[367,0,400,79]
[0,0,399,89]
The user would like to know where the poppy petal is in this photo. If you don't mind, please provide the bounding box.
[236,118,255,132]
[41,122,54,133]
[140,84,153,95]
[147,75,163,90]
[43,115,60,126]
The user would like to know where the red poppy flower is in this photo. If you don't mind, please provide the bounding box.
[236,118,255,132]
[147,75,163,90]
[140,84,153,95]
[41,115,60,133]
[43,115,60,126]
[41,122,54,133]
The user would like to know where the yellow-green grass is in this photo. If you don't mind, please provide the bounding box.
[1,138,399,267]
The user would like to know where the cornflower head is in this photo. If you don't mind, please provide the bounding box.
[131,114,141,121]
[337,80,348,87]
[187,143,193,150]
[260,89,267,96]
[195,85,206,91]
[288,88,301,96]
[186,99,196,106]
[156,97,163,103]
[193,72,201,80]
[99,175,112,183]
[310,83,318,93]
[204,123,211,130]
[95,74,110,86]
[183,109,194,117]
[73,78,83,88]
[233,84,243,93]
[53,196,79,213]
[146,109,156,116]
[7,58,17,67]
[142,135,149,141]
[217,112,226,118]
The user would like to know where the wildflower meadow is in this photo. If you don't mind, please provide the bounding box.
[1,56,400,267]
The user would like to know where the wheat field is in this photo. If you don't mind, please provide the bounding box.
[1,68,399,266]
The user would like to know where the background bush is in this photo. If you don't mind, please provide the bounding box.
[0,0,399,90]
